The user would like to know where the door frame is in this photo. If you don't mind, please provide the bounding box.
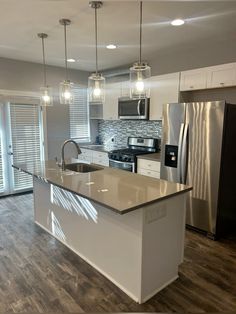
[0,89,48,196]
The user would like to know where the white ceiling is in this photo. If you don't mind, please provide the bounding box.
[0,0,236,72]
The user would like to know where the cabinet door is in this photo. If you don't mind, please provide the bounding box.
[103,82,120,120]
[92,151,109,166]
[80,148,93,162]
[180,69,208,91]
[89,104,103,119]
[207,63,236,88]
[149,73,180,120]
[120,81,130,98]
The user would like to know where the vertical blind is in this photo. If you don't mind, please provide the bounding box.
[10,104,42,191]
[0,131,4,192]
[69,85,90,142]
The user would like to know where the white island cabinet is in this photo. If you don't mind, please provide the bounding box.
[14,161,191,304]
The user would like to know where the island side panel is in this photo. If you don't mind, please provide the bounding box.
[33,177,143,302]
[140,194,187,303]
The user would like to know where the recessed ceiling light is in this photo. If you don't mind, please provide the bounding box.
[67,58,76,62]
[106,44,117,50]
[171,19,185,26]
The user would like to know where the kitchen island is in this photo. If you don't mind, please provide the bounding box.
[13,161,192,304]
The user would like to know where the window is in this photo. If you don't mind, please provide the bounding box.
[69,85,90,142]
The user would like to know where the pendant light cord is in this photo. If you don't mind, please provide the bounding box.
[64,23,68,81]
[139,1,143,64]
[95,5,98,74]
[41,37,47,87]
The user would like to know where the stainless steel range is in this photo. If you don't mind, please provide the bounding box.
[108,137,160,172]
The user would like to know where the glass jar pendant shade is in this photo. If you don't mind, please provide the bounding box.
[40,86,53,106]
[38,33,53,106]
[88,1,105,104]
[130,62,151,99]
[59,19,74,105]
[130,2,151,99]
[88,73,105,103]
[59,80,74,105]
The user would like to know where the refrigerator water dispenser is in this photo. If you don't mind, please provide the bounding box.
[165,145,178,168]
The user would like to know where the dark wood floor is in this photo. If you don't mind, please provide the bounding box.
[0,194,236,313]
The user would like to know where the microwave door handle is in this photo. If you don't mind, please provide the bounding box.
[137,100,141,116]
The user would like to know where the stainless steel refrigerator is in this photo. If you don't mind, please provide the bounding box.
[161,101,236,239]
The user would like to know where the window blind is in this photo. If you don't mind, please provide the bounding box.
[9,104,42,191]
[0,132,4,192]
[69,85,90,142]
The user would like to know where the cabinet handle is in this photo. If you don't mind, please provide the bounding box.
[189,86,194,89]
[220,82,225,86]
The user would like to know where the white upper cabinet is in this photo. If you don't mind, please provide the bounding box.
[180,68,208,91]
[180,63,236,91]
[103,82,121,120]
[120,80,130,98]
[149,72,180,120]
[207,63,236,89]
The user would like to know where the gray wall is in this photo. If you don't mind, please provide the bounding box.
[0,57,89,160]
[105,38,236,78]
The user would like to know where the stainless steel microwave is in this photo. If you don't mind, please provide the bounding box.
[118,98,150,120]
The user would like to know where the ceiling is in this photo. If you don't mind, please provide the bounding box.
[0,0,236,72]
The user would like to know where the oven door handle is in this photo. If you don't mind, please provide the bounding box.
[109,159,134,166]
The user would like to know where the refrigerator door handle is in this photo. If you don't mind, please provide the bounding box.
[181,123,189,184]
[177,123,185,183]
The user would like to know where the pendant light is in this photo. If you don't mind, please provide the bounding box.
[38,33,53,106]
[88,1,105,104]
[130,1,151,99]
[59,19,74,105]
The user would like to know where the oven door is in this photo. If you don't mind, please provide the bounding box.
[109,159,135,172]
[118,98,149,120]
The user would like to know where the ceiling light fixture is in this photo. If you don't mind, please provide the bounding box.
[88,1,105,104]
[171,19,185,26]
[106,44,117,50]
[67,58,76,63]
[38,33,53,107]
[59,18,74,105]
[130,1,151,99]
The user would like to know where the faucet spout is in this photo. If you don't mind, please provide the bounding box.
[61,139,81,171]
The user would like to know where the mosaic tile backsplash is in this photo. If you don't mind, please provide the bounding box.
[98,120,162,149]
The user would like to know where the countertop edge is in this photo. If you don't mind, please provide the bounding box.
[13,165,192,215]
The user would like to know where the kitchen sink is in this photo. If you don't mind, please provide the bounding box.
[65,163,103,173]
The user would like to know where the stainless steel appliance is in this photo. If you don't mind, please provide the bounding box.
[109,137,159,172]
[161,101,236,239]
[118,98,149,120]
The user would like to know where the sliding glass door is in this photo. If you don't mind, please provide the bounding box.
[0,102,44,196]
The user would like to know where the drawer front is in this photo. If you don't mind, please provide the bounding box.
[92,151,108,159]
[138,159,160,172]
[138,168,160,179]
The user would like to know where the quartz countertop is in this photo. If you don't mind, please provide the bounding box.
[137,152,161,162]
[13,161,192,214]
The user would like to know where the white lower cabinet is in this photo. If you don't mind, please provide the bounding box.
[92,151,109,167]
[79,148,109,166]
[137,158,161,179]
